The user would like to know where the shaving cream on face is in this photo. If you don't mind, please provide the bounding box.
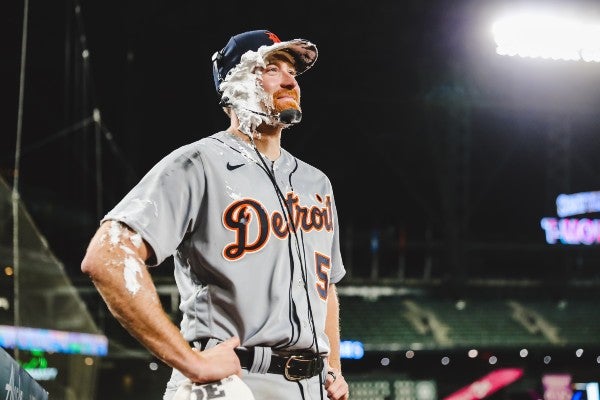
[219,51,275,136]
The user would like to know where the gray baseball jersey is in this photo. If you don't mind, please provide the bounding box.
[103,130,346,355]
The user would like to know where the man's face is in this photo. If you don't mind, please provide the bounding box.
[259,54,301,113]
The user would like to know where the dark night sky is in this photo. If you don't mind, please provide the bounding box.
[4,0,600,277]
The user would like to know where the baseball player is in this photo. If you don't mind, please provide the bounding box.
[81,29,349,400]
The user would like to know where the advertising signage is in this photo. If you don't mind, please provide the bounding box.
[541,191,600,245]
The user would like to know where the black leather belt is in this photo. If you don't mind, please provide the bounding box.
[191,339,324,381]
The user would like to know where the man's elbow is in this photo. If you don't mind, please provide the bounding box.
[81,249,102,279]
[81,222,110,278]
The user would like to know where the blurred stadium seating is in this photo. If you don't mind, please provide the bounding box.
[338,295,600,349]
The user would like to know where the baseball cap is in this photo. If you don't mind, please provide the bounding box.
[173,375,255,400]
[211,29,318,94]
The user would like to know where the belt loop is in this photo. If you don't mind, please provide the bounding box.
[249,346,272,374]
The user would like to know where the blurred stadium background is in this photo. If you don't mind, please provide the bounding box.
[3,0,600,399]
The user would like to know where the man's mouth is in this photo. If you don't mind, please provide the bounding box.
[273,91,300,112]
[274,90,299,102]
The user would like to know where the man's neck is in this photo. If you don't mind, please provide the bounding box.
[227,125,282,161]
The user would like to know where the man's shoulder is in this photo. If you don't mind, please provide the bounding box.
[162,131,228,160]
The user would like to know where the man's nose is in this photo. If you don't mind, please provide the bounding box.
[281,71,297,88]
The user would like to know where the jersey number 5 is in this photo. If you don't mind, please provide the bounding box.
[315,252,331,300]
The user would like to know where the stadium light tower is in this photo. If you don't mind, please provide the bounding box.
[492,10,600,62]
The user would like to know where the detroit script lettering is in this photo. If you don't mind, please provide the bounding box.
[222,192,334,260]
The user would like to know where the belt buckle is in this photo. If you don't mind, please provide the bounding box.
[284,355,307,381]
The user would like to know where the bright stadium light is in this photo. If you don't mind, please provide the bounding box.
[492,10,600,62]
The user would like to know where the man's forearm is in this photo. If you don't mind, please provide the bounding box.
[92,260,196,369]
[325,283,342,370]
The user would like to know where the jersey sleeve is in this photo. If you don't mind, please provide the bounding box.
[102,145,206,266]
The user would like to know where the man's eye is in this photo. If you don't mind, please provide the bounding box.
[265,66,279,74]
